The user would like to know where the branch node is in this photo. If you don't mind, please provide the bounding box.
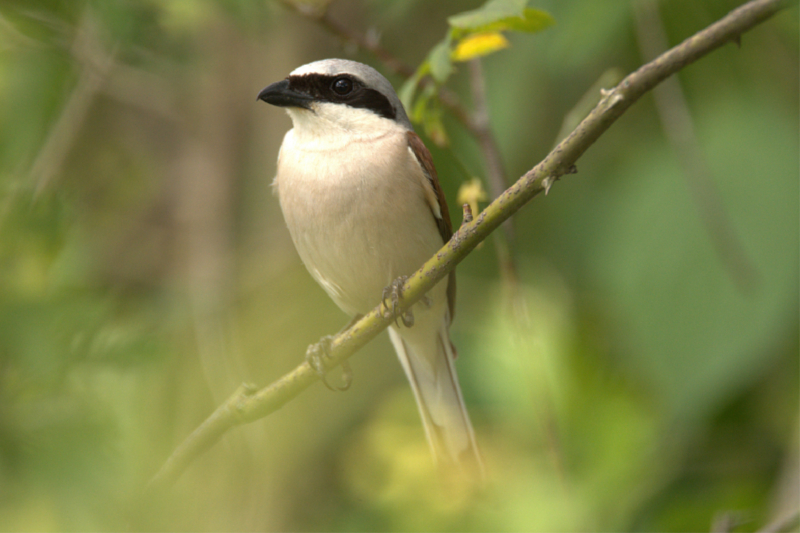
[543,175,557,195]
[600,88,625,109]
[231,383,260,420]
[462,203,474,224]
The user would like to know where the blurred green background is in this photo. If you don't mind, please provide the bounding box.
[0,0,797,531]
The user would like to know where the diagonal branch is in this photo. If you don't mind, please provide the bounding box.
[147,0,790,493]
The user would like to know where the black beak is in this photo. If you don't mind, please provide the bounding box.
[257,79,313,109]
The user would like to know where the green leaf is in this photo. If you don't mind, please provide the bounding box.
[428,38,453,84]
[409,84,448,147]
[410,84,433,124]
[496,8,555,33]
[422,110,448,148]
[451,8,554,38]
[447,0,527,30]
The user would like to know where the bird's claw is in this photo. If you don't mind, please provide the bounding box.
[381,276,406,318]
[400,310,414,328]
[306,335,352,391]
[381,276,414,327]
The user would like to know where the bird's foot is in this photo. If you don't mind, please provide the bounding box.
[306,335,352,391]
[381,276,414,327]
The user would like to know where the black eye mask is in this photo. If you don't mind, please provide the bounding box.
[287,73,397,120]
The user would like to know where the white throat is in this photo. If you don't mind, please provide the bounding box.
[286,102,404,151]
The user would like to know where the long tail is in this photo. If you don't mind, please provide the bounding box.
[388,321,483,474]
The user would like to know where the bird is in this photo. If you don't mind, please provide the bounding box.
[258,59,482,473]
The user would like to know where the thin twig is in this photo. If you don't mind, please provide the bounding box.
[467,58,520,281]
[31,9,116,198]
[467,59,509,210]
[277,0,476,133]
[148,0,790,493]
[462,203,474,224]
[317,8,415,78]
[633,0,760,293]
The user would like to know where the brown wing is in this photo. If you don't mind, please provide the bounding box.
[406,131,456,321]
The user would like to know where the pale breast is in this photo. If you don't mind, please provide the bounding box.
[275,129,445,316]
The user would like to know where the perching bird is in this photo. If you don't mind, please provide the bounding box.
[258,59,481,472]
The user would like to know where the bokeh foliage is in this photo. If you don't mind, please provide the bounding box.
[0,0,797,531]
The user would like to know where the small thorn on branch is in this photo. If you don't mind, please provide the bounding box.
[566,164,578,175]
[599,87,625,109]
[462,203,474,224]
[543,175,559,195]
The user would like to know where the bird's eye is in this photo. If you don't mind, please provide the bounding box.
[331,77,354,96]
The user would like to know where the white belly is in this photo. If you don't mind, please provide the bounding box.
[274,128,446,317]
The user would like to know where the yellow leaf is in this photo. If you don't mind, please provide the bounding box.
[451,32,510,62]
